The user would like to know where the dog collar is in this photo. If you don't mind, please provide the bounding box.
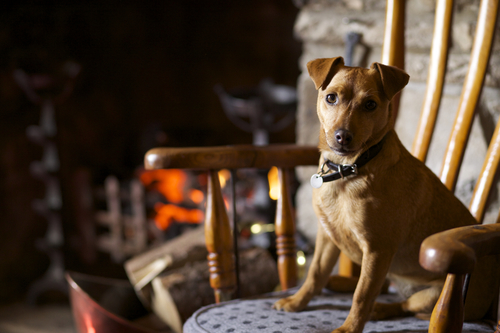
[310,136,386,188]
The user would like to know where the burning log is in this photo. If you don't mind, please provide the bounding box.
[124,226,279,333]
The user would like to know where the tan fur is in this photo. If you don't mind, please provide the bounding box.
[273,57,495,333]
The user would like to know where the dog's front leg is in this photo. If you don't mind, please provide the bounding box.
[333,250,394,333]
[273,222,340,312]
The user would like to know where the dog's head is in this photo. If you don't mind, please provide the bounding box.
[307,56,409,159]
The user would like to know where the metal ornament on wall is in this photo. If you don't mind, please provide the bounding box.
[14,61,81,304]
[214,79,297,146]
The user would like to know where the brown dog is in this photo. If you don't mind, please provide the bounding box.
[273,57,497,333]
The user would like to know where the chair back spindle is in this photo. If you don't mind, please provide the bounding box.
[411,0,454,162]
[381,0,406,119]
[275,167,298,290]
[439,0,499,192]
[470,120,500,223]
[205,169,236,303]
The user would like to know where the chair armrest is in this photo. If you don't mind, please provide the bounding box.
[419,223,500,274]
[144,144,320,170]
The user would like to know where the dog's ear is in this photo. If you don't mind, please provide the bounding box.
[370,63,410,100]
[307,57,345,90]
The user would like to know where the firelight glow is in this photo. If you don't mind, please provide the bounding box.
[140,169,205,230]
[189,189,204,204]
[297,251,306,266]
[140,169,187,203]
[154,203,204,230]
[268,166,280,200]
[218,169,231,188]
[250,223,275,234]
[84,314,96,333]
[251,223,262,234]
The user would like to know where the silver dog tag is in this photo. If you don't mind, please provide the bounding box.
[310,174,323,188]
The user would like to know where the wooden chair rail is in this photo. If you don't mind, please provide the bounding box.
[145,145,320,170]
[419,223,500,275]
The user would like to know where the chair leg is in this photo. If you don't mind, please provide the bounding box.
[428,273,464,333]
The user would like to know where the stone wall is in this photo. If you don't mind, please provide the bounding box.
[294,0,500,243]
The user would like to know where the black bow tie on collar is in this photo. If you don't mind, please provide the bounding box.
[310,136,387,188]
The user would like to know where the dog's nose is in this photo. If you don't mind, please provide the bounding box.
[335,129,353,146]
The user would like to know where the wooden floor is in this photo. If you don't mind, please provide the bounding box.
[0,303,76,333]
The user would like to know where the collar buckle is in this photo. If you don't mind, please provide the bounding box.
[337,164,344,178]
[338,164,358,178]
[351,164,358,176]
[318,162,329,176]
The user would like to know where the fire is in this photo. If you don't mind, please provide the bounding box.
[189,189,204,204]
[154,203,204,230]
[140,169,187,204]
[140,166,279,230]
[218,169,231,188]
[268,166,280,200]
[140,169,205,230]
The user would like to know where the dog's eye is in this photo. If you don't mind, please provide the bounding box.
[326,94,338,105]
[365,100,377,111]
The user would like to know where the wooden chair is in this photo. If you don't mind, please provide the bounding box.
[144,0,500,332]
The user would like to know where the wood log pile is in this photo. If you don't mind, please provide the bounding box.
[125,226,279,333]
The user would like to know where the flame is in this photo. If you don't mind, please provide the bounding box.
[216,169,232,209]
[154,203,204,230]
[268,166,280,200]
[140,169,205,230]
[189,189,204,204]
[140,169,187,203]
[218,169,231,188]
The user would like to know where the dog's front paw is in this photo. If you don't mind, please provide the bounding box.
[331,325,359,333]
[272,295,308,312]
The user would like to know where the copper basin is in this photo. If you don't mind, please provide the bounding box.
[66,271,169,333]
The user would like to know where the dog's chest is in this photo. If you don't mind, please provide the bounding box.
[314,178,372,261]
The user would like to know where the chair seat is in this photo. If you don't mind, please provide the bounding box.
[183,290,493,333]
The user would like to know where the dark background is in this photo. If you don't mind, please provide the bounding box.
[0,0,301,302]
